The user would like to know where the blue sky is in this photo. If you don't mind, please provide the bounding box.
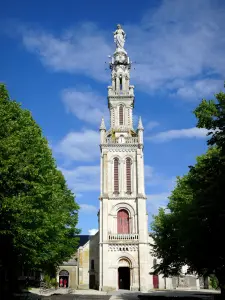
[1,0,225,235]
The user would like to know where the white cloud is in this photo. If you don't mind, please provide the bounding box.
[59,165,100,193]
[145,165,154,182]
[145,121,160,131]
[88,228,98,235]
[148,127,210,143]
[14,0,225,99]
[80,204,98,214]
[20,23,111,82]
[55,129,99,162]
[62,87,109,125]
[148,192,170,203]
[171,79,223,100]
[147,192,170,216]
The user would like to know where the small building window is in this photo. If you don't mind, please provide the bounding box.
[91,259,94,270]
[119,105,123,125]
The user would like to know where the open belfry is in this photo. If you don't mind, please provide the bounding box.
[58,25,200,292]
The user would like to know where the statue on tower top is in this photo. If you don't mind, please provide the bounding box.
[113,24,126,50]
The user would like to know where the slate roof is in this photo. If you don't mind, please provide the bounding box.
[61,235,91,267]
[77,235,90,247]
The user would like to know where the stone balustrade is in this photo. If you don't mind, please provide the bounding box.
[108,86,134,96]
[105,137,139,144]
[108,233,139,241]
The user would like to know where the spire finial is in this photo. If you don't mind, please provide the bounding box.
[138,116,144,130]
[99,117,106,130]
[113,24,126,50]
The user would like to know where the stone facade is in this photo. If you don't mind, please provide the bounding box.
[58,25,199,292]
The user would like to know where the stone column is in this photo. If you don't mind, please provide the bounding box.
[196,277,200,290]
[112,77,116,90]
[122,76,126,91]
[103,153,108,195]
[99,200,103,290]
[136,149,144,195]
[116,77,120,92]
[120,160,123,196]
[100,155,103,196]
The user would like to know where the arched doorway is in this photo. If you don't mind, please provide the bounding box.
[118,259,130,290]
[59,270,69,288]
[117,209,130,234]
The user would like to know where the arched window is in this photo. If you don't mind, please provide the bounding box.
[117,209,130,234]
[126,157,132,193]
[119,105,123,125]
[114,158,119,193]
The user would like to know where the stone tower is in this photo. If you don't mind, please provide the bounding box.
[99,25,149,292]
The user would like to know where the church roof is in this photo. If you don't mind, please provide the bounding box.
[77,235,90,247]
[61,235,91,266]
[138,116,144,130]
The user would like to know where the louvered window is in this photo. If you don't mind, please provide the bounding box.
[119,105,123,125]
[114,158,119,193]
[126,158,131,193]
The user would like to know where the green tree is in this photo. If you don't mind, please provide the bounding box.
[151,89,225,295]
[194,89,225,152]
[0,84,80,294]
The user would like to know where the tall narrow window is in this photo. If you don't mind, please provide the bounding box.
[119,105,123,125]
[117,209,130,234]
[119,77,122,90]
[91,259,94,270]
[114,158,119,193]
[126,158,131,193]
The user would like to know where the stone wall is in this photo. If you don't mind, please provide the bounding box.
[172,275,198,290]
[57,265,77,289]
[78,241,90,289]
[89,232,100,289]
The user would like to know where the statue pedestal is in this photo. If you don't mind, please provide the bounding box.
[114,48,127,55]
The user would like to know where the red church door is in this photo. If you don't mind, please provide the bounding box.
[153,275,159,289]
[117,209,130,234]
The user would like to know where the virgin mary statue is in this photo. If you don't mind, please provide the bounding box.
[114,24,126,49]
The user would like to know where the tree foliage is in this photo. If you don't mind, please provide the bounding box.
[151,89,225,292]
[0,84,80,290]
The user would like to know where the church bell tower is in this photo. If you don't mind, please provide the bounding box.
[98,24,150,292]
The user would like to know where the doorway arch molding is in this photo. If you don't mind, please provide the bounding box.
[118,257,131,268]
[110,252,138,268]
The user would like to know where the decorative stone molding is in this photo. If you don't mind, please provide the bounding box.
[108,95,134,99]
[108,197,137,200]
[103,146,139,151]
[116,253,138,268]
[109,244,138,252]
[109,202,135,217]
